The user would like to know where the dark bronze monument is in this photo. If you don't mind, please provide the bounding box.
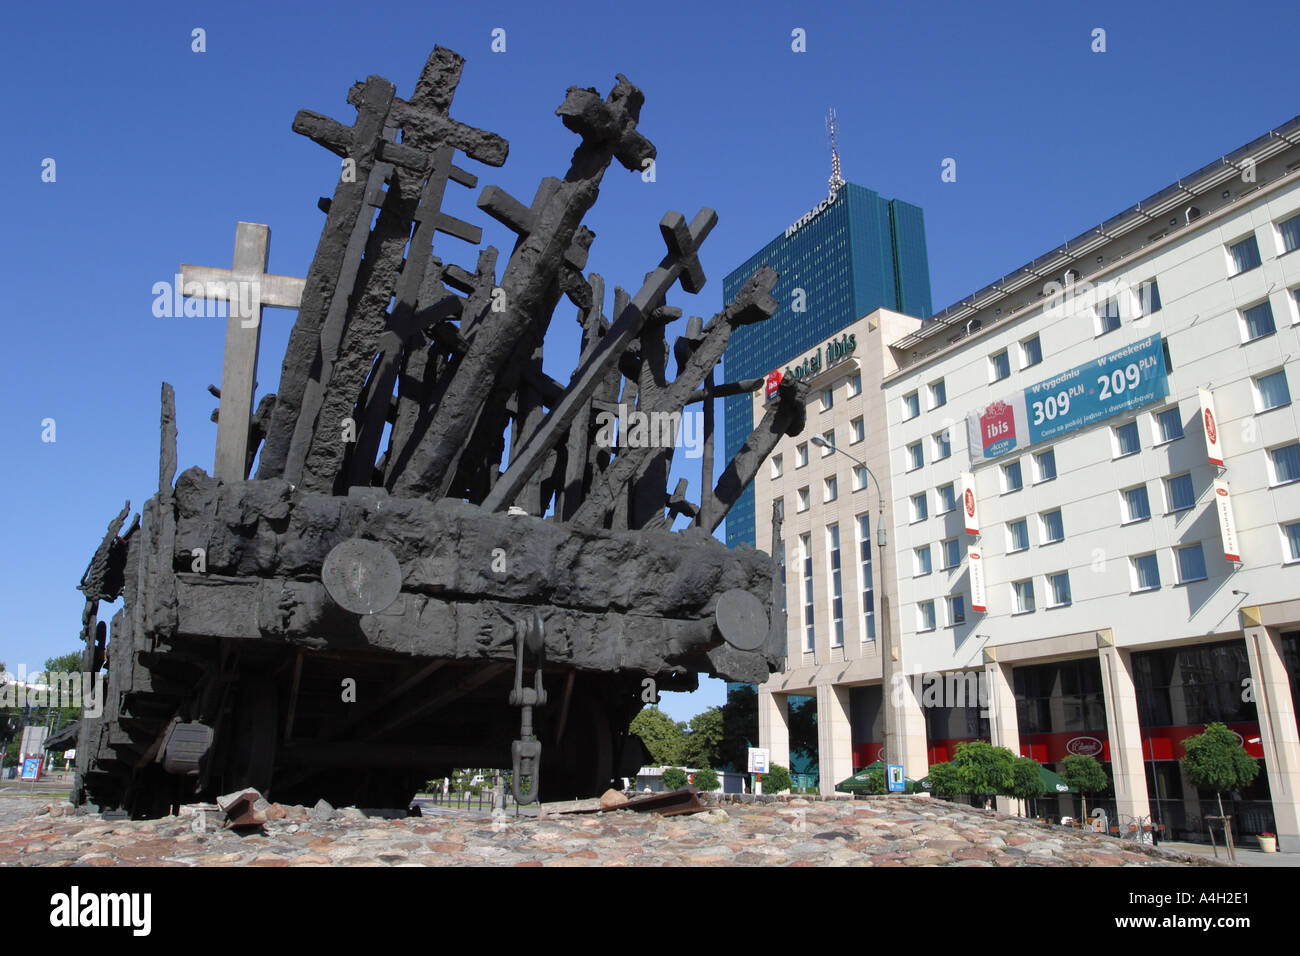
[73,46,805,816]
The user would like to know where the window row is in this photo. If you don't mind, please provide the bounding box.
[902,378,947,421]
[1227,212,1300,278]
[797,517,875,651]
[819,372,864,413]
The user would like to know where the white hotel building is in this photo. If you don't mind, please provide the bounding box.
[756,117,1300,849]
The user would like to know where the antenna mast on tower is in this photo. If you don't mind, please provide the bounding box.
[826,108,845,197]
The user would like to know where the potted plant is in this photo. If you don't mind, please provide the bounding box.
[1259,832,1277,853]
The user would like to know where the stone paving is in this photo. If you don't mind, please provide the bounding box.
[0,793,1227,867]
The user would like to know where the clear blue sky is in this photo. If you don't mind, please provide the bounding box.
[2,0,1296,721]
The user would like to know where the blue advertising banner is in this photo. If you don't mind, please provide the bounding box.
[966,334,1168,464]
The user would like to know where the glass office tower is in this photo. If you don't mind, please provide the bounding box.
[722,182,933,549]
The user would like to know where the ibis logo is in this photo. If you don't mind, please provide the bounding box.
[1066,736,1103,757]
[765,369,783,401]
[979,400,1017,458]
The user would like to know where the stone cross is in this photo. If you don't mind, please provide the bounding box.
[181,222,305,482]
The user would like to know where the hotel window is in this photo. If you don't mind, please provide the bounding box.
[1175,543,1208,583]
[1047,572,1071,607]
[1165,473,1195,512]
[1154,406,1184,444]
[852,464,868,491]
[824,475,838,503]
[1007,518,1029,553]
[1283,521,1300,563]
[858,514,875,641]
[911,492,928,522]
[937,482,957,513]
[914,545,933,576]
[917,600,937,632]
[947,595,966,626]
[929,379,947,409]
[1268,442,1300,485]
[801,533,815,651]
[770,454,783,479]
[1041,509,1064,544]
[1254,369,1291,411]
[1001,459,1023,493]
[1294,287,1300,322]
[1280,214,1300,254]
[1242,301,1277,342]
[1033,448,1057,482]
[774,498,785,522]
[942,537,961,570]
[847,373,862,398]
[1136,278,1162,315]
[1021,335,1043,369]
[822,387,834,412]
[821,429,836,455]
[1123,484,1151,523]
[1096,296,1121,335]
[828,524,844,647]
[796,486,810,512]
[933,429,952,461]
[1113,420,1140,457]
[1012,579,1036,614]
[989,349,1011,382]
[849,417,865,444]
[903,391,920,420]
[796,442,809,467]
[1132,552,1161,591]
[907,441,924,471]
[1229,234,1262,275]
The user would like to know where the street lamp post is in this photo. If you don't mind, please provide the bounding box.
[809,435,898,772]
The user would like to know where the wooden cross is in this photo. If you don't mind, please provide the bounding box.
[180,222,305,482]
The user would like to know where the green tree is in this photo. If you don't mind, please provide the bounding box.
[1009,757,1046,815]
[683,707,724,768]
[662,767,688,790]
[927,760,960,797]
[760,763,793,794]
[1181,722,1260,842]
[862,766,886,795]
[1060,754,1109,821]
[691,767,720,791]
[629,707,688,766]
[953,741,1015,802]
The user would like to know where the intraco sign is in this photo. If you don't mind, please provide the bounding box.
[966,334,1168,464]
[785,189,840,238]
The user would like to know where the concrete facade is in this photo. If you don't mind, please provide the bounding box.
[755,115,1300,845]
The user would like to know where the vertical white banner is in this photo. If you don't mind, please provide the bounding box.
[969,547,987,612]
[1213,479,1241,562]
[1199,387,1223,467]
[961,471,980,535]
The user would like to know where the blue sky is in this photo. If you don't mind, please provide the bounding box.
[2,0,1297,721]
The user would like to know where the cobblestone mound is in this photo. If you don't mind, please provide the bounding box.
[0,795,1223,867]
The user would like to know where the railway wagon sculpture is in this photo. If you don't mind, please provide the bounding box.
[72,45,806,817]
